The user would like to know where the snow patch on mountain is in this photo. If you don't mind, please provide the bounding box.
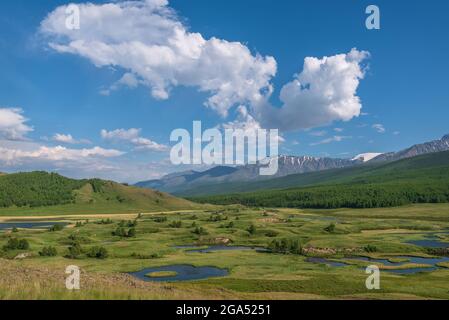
[352,153,383,162]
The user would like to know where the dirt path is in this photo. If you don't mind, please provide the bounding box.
[0,210,199,222]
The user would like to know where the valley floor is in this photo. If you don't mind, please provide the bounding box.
[1,204,449,300]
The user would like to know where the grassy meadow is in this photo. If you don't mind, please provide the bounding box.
[1,203,449,300]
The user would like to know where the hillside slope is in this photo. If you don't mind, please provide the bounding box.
[190,151,449,209]
[179,150,449,196]
[0,171,201,215]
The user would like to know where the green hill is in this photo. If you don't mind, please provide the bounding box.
[190,151,449,209]
[0,171,201,215]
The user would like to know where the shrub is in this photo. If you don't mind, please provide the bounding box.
[97,218,113,225]
[247,224,257,235]
[324,223,336,233]
[192,226,208,235]
[265,230,279,237]
[39,246,58,257]
[112,227,136,238]
[268,238,303,255]
[12,227,19,233]
[364,244,378,253]
[154,217,168,223]
[168,221,182,228]
[127,228,136,238]
[50,224,64,232]
[112,227,127,237]
[3,238,30,251]
[87,246,108,259]
[66,243,82,259]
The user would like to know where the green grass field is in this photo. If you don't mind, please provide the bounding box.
[1,203,449,300]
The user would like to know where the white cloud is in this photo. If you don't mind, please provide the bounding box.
[255,48,369,131]
[0,145,124,165]
[101,128,168,151]
[221,106,285,144]
[334,128,344,132]
[52,133,91,144]
[0,108,33,140]
[372,123,386,133]
[40,0,277,117]
[310,135,351,146]
[40,1,370,136]
[100,72,141,96]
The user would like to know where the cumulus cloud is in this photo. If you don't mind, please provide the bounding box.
[255,48,369,131]
[100,72,141,96]
[0,108,33,140]
[0,145,124,165]
[372,123,386,133]
[40,1,369,133]
[101,128,168,151]
[40,0,277,117]
[52,133,91,144]
[310,135,351,146]
[221,106,285,144]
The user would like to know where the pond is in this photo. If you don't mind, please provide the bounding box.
[405,231,449,248]
[173,245,269,253]
[307,255,449,275]
[129,264,229,282]
[0,221,68,231]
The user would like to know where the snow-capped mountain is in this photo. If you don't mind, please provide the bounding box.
[135,134,449,195]
[370,134,449,162]
[352,153,384,162]
[135,155,359,193]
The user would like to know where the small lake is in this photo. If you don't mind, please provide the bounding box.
[405,231,449,248]
[174,245,268,253]
[307,255,449,275]
[0,222,68,231]
[129,264,229,282]
[346,256,449,274]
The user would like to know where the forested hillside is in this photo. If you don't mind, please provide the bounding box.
[0,172,88,207]
[180,150,449,196]
[0,171,200,213]
[190,151,449,209]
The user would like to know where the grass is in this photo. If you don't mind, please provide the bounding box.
[146,271,178,278]
[1,204,449,300]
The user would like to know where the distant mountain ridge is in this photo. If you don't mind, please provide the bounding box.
[190,151,449,209]
[135,155,360,194]
[135,133,449,196]
[371,134,449,162]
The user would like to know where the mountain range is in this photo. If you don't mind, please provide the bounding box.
[135,134,449,196]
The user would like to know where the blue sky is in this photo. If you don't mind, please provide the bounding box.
[0,0,448,182]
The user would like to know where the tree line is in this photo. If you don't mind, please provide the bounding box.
[191,182,449,209]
